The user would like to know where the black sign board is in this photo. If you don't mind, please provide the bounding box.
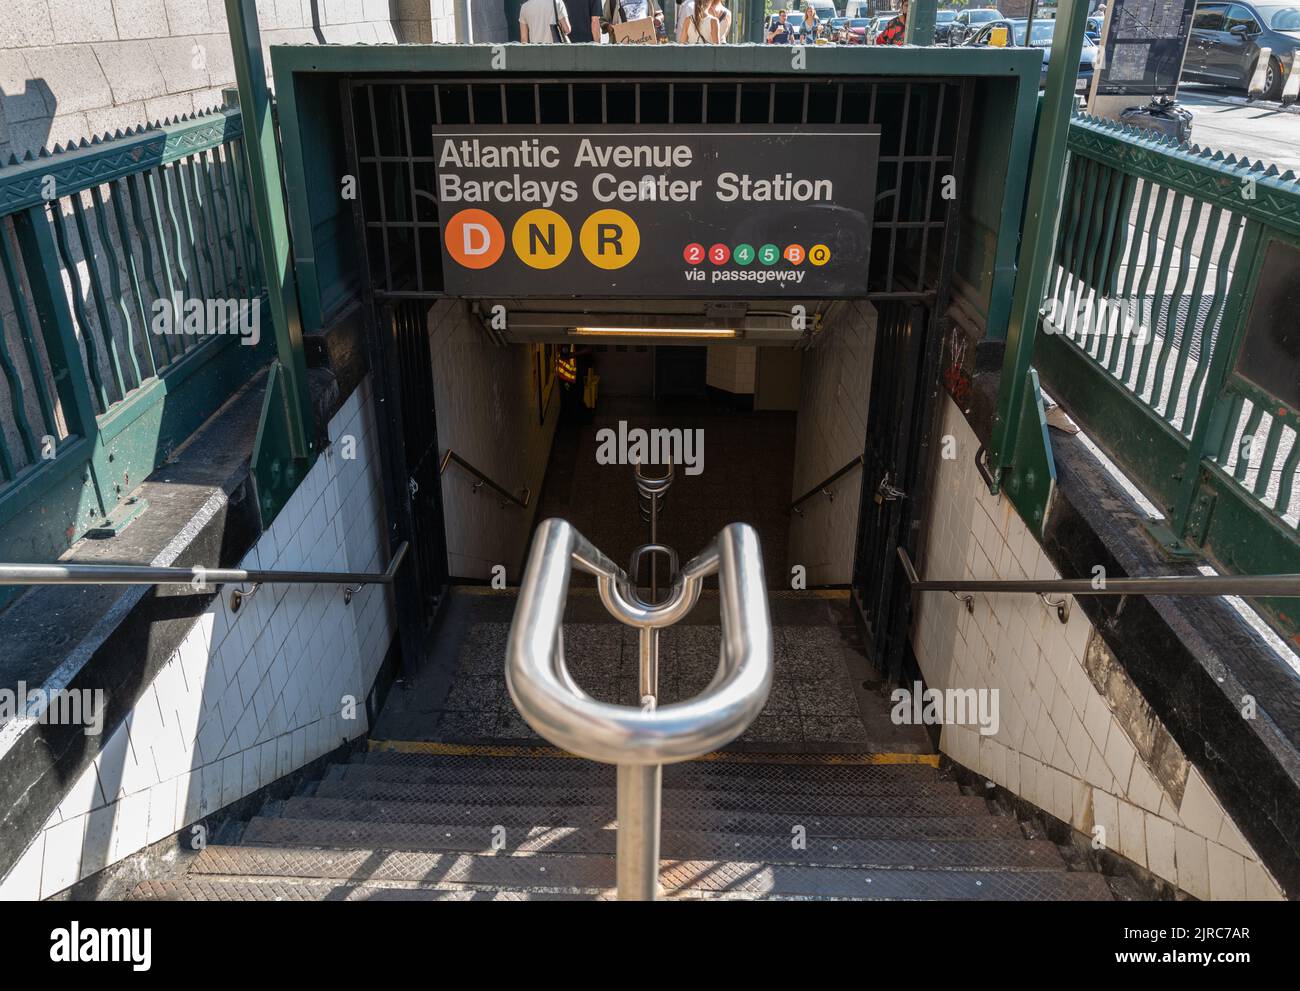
[1234,238,1300,410]
[1095,0,1198,97]
[431,125,879,298]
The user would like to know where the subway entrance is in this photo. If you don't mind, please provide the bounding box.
[324,66,998,680]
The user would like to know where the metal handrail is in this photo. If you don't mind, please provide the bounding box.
[790,454,864,516]
[0,541,408,588]
[440,449,530,508]
[897,547,1300,597]
[507,518,773,900]
[634,460,673,600]
[0,543,408,612]
[634,459,673,523]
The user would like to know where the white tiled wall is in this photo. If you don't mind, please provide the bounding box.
[787,300,876,586]
[0,376,395,900]
[427,301,558,582]
[913,395,1285,900]
[705,345,756,394]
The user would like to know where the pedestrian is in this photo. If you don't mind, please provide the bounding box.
[603,0,666,39]
[803,7,820,42]
[875,0,907,44]
[767,8,793,43]
[712,0,732,40]
[566,0,604,41]
[520,0,571,42]
[678,0,721,42]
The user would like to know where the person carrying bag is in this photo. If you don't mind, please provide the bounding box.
[602,0,666,42]
[519,0,571,42]
[551,0,571,41]
[678,2,720,43]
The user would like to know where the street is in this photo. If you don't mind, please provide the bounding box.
[1178,85,1300,174]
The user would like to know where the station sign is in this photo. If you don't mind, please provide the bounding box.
[431,125,879,298]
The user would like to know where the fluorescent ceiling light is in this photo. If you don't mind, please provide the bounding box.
[571,327,737,338]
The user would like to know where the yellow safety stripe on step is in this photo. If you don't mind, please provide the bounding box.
[368,739,940,767]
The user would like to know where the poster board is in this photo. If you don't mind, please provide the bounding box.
[1091,0,1198,98]
[611,17,657,42]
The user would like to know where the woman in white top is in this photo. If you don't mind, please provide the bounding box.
[677,0,720,42]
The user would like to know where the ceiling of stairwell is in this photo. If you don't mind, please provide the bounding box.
[471,297,844,344]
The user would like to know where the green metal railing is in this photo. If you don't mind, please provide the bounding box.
[0,106,269,608]
[1035,113,1300,645]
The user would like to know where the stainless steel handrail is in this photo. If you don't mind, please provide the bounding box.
[634,459,673,600]
[440,449,530,508]
[790,454,864,516]
[507,518,773,900]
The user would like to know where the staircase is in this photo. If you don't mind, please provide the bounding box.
[129,746,1114,901]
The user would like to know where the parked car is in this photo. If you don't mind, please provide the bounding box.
[933,9,961,43]
[963,18,1099,91]
[947,7,1003,45]
[845,15,875,42]
[1181,2,1300,100]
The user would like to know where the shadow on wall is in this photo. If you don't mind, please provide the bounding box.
[0,98,268,613]
[0,79,55,164]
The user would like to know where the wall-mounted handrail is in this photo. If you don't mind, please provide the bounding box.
[790,454,864,516]
[0,542,408,589]
[440,449,530,508]
[897,546,1300,597]
[507,518,773,899]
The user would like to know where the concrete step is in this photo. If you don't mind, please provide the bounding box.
[139,846,1112,900]
[273,789,992,824]
[250,801,1019,839]
[357,750,941,781]
[127,877,601,901]
[327,759,953,797]
[310,775,964,808]
[238,818,1065,868]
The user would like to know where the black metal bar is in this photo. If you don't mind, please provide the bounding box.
[0,543,407,587]
[790,454,864,513]
[897,547,1300,597]
[440,449,530,508]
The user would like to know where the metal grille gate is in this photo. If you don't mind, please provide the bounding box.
[342,75,972,303]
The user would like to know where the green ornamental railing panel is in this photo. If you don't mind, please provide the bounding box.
[1036,112,1300,647]
[0,106,271,608]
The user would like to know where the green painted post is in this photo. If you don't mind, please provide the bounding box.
[749,0,767,42]
[986,0,1090,489]
[905,0,936,45]
[224,0,313,460]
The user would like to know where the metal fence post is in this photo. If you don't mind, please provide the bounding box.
[986,0,1091,489]
[616,763,662,900]
[905,0,937,45]
[224,0,314,462]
